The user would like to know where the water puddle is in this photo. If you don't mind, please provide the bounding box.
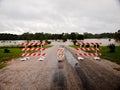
[65,49,79,68]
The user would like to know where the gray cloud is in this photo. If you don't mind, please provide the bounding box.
[0,0,120,34]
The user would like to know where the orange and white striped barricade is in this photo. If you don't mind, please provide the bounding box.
[20,41,46,61]
[57,48,65,62]
[57,48,64,54]
[38,41,46,61]
[76,41,84,60]
[57,54,65,61]
[75,53,101,57]
[76,41,102,60]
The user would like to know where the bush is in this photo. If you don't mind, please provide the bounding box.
[28,46,32,48]
[86,44,90,48]
[45,40,51,44]
[107,44,115,53]
[73,40,77,45]
[47,41,51,44]
[63,39,67,42]
[4,48,10,53]
[34,45,38,47]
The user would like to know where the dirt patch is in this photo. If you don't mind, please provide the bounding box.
[113,67,120,71]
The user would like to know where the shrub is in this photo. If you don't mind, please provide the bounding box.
[4,48,10,53]
[47,41,51,44]
[72,40,77,45]
[107,44,115,53]
[86,44,90,48]
[45,40,51,44]
[82,44,85,47]
[34,45,38,47]
[28,46,32,48]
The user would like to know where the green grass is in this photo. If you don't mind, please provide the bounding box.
[70,45,120,64]
[43,45,53,48]
[0,45,52,69]
[0,48,21,69]
[0,48,22,63]
[100,46,120,64]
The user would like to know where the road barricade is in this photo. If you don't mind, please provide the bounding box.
[20,41,46,61]
[57,48,65,62]
[75,41,102,60]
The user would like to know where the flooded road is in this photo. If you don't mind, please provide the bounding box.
[0,39,120,46]
[0,45,120,90]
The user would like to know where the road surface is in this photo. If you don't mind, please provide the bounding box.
[0,45,120,90]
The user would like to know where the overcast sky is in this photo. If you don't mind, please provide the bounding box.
[0,0,120,34]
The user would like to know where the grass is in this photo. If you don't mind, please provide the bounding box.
[0,45,52,69]
[70,45,120,64]
[100,46,120,64]
[0,48,22,62]
[0,48,21,69]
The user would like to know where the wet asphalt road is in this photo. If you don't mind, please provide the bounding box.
[0,45,120,90]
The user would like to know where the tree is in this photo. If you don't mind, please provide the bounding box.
[114,30,120,42]
[84,33,94,38]
[70,32,78,40]
[77,34,84,40]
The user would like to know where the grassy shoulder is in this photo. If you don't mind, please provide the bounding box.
[69,45,120,64]
[0,45,52,69]
[100,46,120,64]
[0,48,21,69]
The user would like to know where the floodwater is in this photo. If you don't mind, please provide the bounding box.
[0,39,120,46]
[83,39,120,46]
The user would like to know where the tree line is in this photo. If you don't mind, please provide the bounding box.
[0,32,84,41]
[0,31,120,42]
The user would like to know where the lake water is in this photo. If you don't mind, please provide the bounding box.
[0,39,120,46]
[83,39,120,46]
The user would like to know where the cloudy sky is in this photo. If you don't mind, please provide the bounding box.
[0,0,120,34]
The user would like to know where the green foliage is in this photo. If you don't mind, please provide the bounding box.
[4,48,10,53]
[85,44,90,48]
[114,30,120,42]
[107,44,115,53]
[45,40,51,44]
[0,31,118,40]
[69,32,84,40]
[28,46,32,48]
[0,48,22,69]
[100,46,120,64]
[83,32,114,39]
[0,32,84,40]
[70,32,78,40]
[72,40,77,45]
[0,48,21,61]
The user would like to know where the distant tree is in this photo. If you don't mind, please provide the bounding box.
[0,31,116,40]
[77,34,84,40]
[61,33,67,42]
[70,32,78,40]
[114,30,120,42]
[84,33,94,38]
